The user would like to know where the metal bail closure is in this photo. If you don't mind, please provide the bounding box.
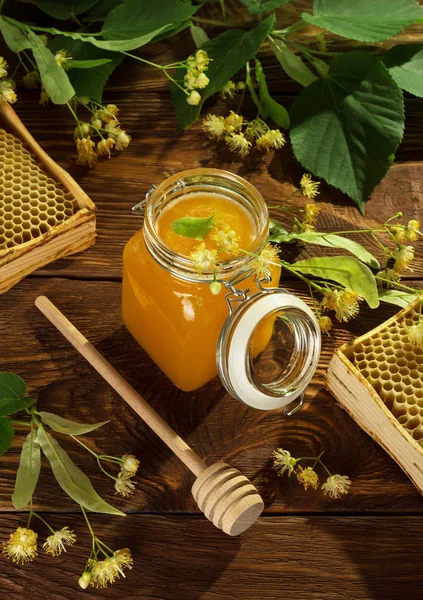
[216,289,321,412]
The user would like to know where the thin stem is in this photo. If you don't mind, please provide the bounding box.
[22,50,37,71]
[319,460,332,477]
[11,420,32,426]
[33,512,55,534]
[66,102,83,138]
[192,16,232,27]
[268,189,301,208]
[96,457,117,481]
[312,450,324,470]
[121,51,166,70]
[376,277,422,295]
[96,538,114,555]
[81,505,95,538]
[274,20,308,37]
[281,260,326,293]
[70,434,99,459]
[26,498,33,528]
[98,455,124,465]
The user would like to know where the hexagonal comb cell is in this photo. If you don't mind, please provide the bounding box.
[0,128,79,250]
[343,304,423,445]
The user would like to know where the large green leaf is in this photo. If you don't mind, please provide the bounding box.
[0,16,31,52]
[0,418,14,455]
[172,14,275,132]
[37,427,125,515]
[27,29,75,104]
[255,58,289,128]
[0,372,26,401]
[83,0,122,23]
[302,0,423,43]
[48,35,122,101]
[0,397,34,417]
[290,51,404,212]
[383,44,423,97]
[269,37,317,87]
[102,0,197,40]
[269,227,380,269]
[12,430,41,509]
[292,256,379,308]
[39,411,109,435]
[240,0,289,14]
[34,0,99,20]
[379,289,419,308]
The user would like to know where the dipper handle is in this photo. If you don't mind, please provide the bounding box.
[35,296,207,477]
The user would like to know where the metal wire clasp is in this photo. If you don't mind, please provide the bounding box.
[223,268,272,315]
[131,185,156,216]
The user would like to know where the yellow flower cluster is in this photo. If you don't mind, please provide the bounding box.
[80,548,133,589]
[3,524,77,565]
[55,49,72,70]
[321,289,360,323]
[114,453,140,497]
[43,526,76,557]
[75,103,131,167]
[377,220,420,289]
[0,57,17,104]
[273,448,351,499]
[202,112,285,157]
[184,50,210,106]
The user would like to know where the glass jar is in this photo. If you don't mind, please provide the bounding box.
[122,169,321,412]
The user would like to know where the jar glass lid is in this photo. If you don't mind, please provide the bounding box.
[217,290,321,411]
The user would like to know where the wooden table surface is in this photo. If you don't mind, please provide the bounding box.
[1,2,423,599]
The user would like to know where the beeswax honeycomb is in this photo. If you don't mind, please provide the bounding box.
[0,128,78,251]
[343,302,423,444]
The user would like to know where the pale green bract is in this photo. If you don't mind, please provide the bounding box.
[378,290,420,308]
[301,0,423,43]
[0,16,31,52]
[255,58,289,129]
[12,431,41,509]
[268,37,317,88]
[37,427,125,516]
[38,411,109,435]
[383,44,423,98]
[291,256,380,308]
[171,214,216,240]
[290,52,404,212]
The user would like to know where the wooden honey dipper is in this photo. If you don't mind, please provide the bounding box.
[35,296,264,536]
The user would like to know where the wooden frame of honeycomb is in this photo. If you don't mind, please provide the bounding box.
[0,102,96,294]
[327,296,423,494]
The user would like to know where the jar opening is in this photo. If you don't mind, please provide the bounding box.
[143,169,269,282]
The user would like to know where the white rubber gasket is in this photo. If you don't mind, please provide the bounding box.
[227,293,319,410]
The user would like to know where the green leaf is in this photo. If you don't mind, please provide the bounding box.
[191,24,209,48]
[255,58,289,129]
[383,44,423,97]
[69,58,112,68]
[34,0,99,20]
[269,37,317,87]
[269,219,289,238]
[171,213,215,240]
[0,16,31,52]
[48,35,123,102]
[172,14,276,132]
[83,0,122,23]
[151,20,192,44]
[269,229,380,269]
[102,0,198,40]
[0,372,26,401]
[292,255,379,308]
[39,411,109,435]
[301,0,423,43]
[12,430,41,509]
[0,418,14,455]
[37,427,125,515]
[240,0,289,14]
[379,289,419,308]
[0,397,34,417]
[290,51,404,212]
[27,29,75,104]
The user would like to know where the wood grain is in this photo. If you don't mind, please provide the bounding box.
[1,514,423,600]
[1,277,423,514]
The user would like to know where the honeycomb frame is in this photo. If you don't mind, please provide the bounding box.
[327,296,423,495]
[0,102,96,294]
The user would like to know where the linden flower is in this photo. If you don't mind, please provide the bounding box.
[114,130,131,151]
[376,268,401,288]
[190,242,217,274]
[186,90,201,106]
[43,527,76,557]
[272,448,297,477]
[304,203,320,227]
[256,129,286,152]
[109,548,133,578]
[121,453,140,476]
[391,220,421,242]
[196,72,210,89]
[211,225,240,255]
[300,174,320,199]
[202,114,225,140]
[0,80,16,104]
[195,49,210,72]
[114,471,136,497]
[0,57,8,78]
[318,315,332,334]
[97,107,118,123]
[209,281,222,295]
[23,70,40,89]
[225,132,251,157]
[106,104,119,116]
[97,137,115,158]
[321,474,351,499]
[220,80,237,99]
[223,110,244,133]
[76,136,97,168]
[39,89,50,106]
[393,245,414,273]
[90,558,117,588]
[321,290,360,322]
[407,322,423,347]
[55,49,72,70]
[253,243,281,278]
[245,119,268,141]
[78,571,92,589]
[2,527,38,565]
[296,466,319,490]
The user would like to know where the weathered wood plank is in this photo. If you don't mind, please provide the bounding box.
[0,514,422,600]
[1,278,422,513]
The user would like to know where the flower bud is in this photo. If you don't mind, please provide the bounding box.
[80,123,91,136]
[186,90,201,106]
[91,118,102,129]
[78,571,92,589]
[209,281,222,295]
